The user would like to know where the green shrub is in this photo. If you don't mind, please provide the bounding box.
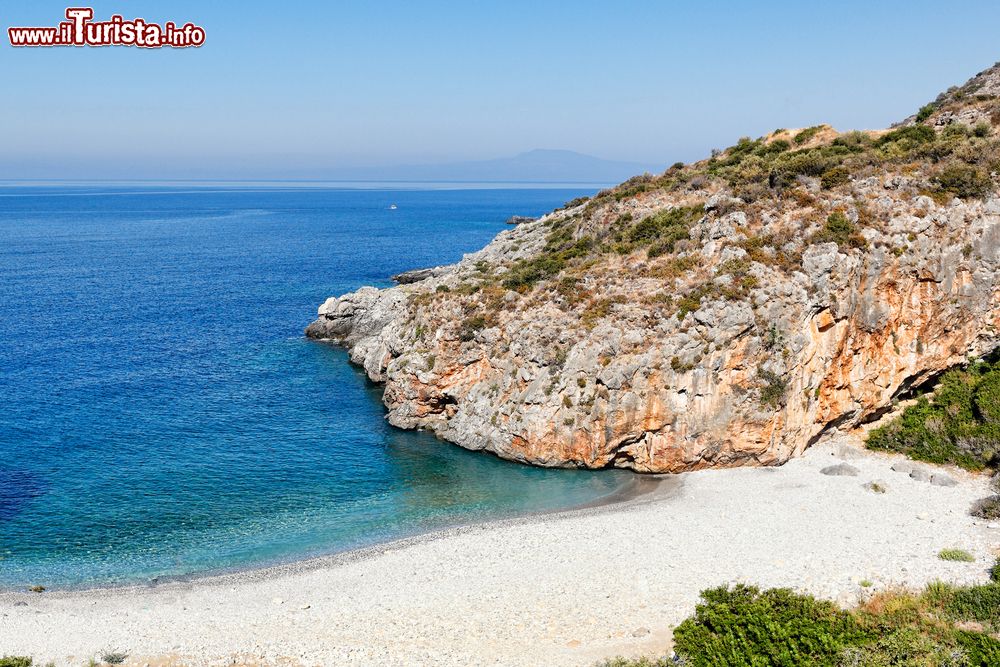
[820,165,850,189]
[595,657,673,667]
[675,286,708,321]
[672,584,866,666]
[866,359,1000,470]
[0,658,33,667]
[916,104,937,122]
[581,297,617,329]
[458,315,487,342]
[837,627,965,666]
[992,558,1000,582]
[939,548,976,562]
[671,356,693,373]
[811,211,866,251]
[502,230,594,290]
[935,163,994,200]
[610,205,704,257]
[670,583,1000,666]
[945,583,1000,624]
[974,373,1000,423]
[877,124,936,148]
[558,195,589,210]
[794,126,825,144]
[759,368,788,407]
[956,630,1000,665]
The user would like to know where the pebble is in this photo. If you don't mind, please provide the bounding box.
[821,463,860,476]
[910,468,931,482]
[891,461,914,474]
[834,444,866,460]
[631,627,650,637]
[930,474,958,487]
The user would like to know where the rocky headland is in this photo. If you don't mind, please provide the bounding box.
[308,64,1000,473]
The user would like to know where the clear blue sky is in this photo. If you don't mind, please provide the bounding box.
[3,0,1000,179]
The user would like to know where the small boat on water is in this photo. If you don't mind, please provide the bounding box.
[389,204,398,210]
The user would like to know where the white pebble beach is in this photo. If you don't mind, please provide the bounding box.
[2,435,997,667]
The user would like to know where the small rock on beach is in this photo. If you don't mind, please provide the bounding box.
[821,463,860,477]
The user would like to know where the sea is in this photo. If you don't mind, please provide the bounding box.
[0,183,632,589]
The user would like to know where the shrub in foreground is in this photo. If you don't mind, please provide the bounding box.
[605,581,1000,666]
[672,584,866,666]
[0,658,34,667]
[595,658,672,667]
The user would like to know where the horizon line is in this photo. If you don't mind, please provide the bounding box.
[0,178,624,187]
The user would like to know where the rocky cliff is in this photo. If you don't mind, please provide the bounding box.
[307,63,1000,472]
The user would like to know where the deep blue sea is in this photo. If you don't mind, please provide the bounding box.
[0,184,631,589]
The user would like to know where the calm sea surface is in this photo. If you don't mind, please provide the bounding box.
[0,185,632,588]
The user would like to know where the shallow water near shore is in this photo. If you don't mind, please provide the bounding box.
[0,184,632,589]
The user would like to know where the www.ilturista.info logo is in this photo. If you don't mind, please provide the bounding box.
[8,8,206,48]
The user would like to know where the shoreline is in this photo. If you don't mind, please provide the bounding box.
[0,469,675,597]
[3,437,995,667]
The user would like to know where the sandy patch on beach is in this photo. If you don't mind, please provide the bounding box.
[2,435,997,666]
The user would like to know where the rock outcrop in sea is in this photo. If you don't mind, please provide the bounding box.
[308,63,1000,472]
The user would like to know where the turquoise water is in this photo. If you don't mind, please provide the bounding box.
[0,185,631,589]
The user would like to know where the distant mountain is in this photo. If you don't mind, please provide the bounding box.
[319,149,663,184]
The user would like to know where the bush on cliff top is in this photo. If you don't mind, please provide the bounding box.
[866,359,1000,470]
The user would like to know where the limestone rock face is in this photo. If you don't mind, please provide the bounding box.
[306,65,1000,473]
[391,266,453,284]
[307,193,1000,471]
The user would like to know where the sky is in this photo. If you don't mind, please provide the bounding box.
[3,0,1000,180]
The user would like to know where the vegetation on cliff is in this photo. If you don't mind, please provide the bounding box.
[867,359,1000,471]
[432,63,1000,347]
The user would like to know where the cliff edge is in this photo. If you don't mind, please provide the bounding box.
[307,63,1000,472]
